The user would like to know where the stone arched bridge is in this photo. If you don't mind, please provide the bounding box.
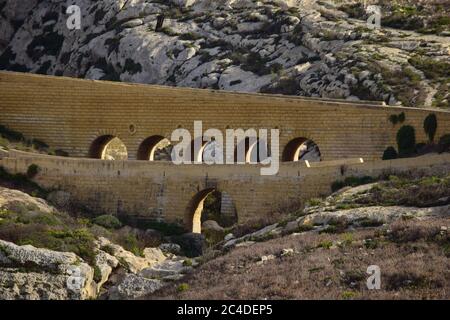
[0,71,449,232]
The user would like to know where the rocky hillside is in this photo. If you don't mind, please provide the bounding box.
[0,184,204,300]
[153,173,450,299]
[0,0,449,108]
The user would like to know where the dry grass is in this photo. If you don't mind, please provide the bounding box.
[151,217,449,300]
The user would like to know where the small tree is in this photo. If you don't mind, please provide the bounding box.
[26,164,40,178]
[423,113,437,143]
[382,147,398,160]
[396,125,416,157]
[438,134,450,153]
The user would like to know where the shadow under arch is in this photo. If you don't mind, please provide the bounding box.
[185,188,238,233]
[185,188,216,233]
[89,135,128,160]
[234,137,269,164]
[137,135,172,161]
[282,137,321,162]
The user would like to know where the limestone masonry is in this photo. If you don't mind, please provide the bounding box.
[0,71,449,231]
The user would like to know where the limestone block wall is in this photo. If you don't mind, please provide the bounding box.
[1,150,449,232]
[1,71,449,162]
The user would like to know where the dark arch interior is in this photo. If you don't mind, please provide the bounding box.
[185,189,237,233]
[282,137,321,162]
[137,135,171,161]
[201,190,237,228]
[185,188,215,233]
[89,135,115,159]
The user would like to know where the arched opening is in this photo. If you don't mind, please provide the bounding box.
[246,138,270,164]
[189,138,223,163]
[201,139,223,163]
[282,137,321,162]
[185,189,237,234]
[234,138,270,164]
[89,135,128,160]
[137,135,172,161]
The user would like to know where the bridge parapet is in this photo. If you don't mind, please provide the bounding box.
[1,150,449,231]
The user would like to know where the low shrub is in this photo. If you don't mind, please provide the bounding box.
[92,215,122,229]
[423,113,438,142]
[382,146,398,160]
[179,32,201,41]
[26,164,40,179]
[396,125,416,157]
[123,233,144,257]
[437,134,450,153]
[318,240,333,249]
[409,56,450,80]
[0,125,24,142]
[177,283,189,292]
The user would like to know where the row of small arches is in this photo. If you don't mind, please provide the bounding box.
[89,135,322,163]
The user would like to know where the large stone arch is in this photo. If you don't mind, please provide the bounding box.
[137,135,172,161]
[185,188,215,233]
[282,137,321,162]
[184,188,238,233]
[89,135,128,160]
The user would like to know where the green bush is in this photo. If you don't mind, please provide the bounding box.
[179,32,201,41]
[389,112,405,125]
[382,147,398,160]
[123,233,144,257]
[359,218,384,228]
[408,56,450,80]
[132,220,185,236]
[389,114,399,125]
[26,164,40,179]
[93,265,102,283]
[183,259,193,267]
[177,283,189,292]
[159,27,178,36]
[396,125,416,157]
[123,59,142,75]
[92,215,122,229]
[0,125,24,142]
[297,224,314,233]
[318,240,333,249]
[16,228,97,265]
[423,114,438,142]
[438,134,450,153]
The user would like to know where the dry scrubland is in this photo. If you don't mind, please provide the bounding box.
[153,174,450,300]
[0,123,449,299]
[153,218,449,299]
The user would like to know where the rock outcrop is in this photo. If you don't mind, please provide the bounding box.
[0,240,96,300]
[0,0,448,108]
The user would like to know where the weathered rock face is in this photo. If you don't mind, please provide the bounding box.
[107,274,164,300]
[0,185,191,300]
[0,187,56,214]
[96,237,166,274]
[0,240,96,300]
[0,0,448,108]
[94,250,119,292]
[172,233,206,258]
[0,235,188,300]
